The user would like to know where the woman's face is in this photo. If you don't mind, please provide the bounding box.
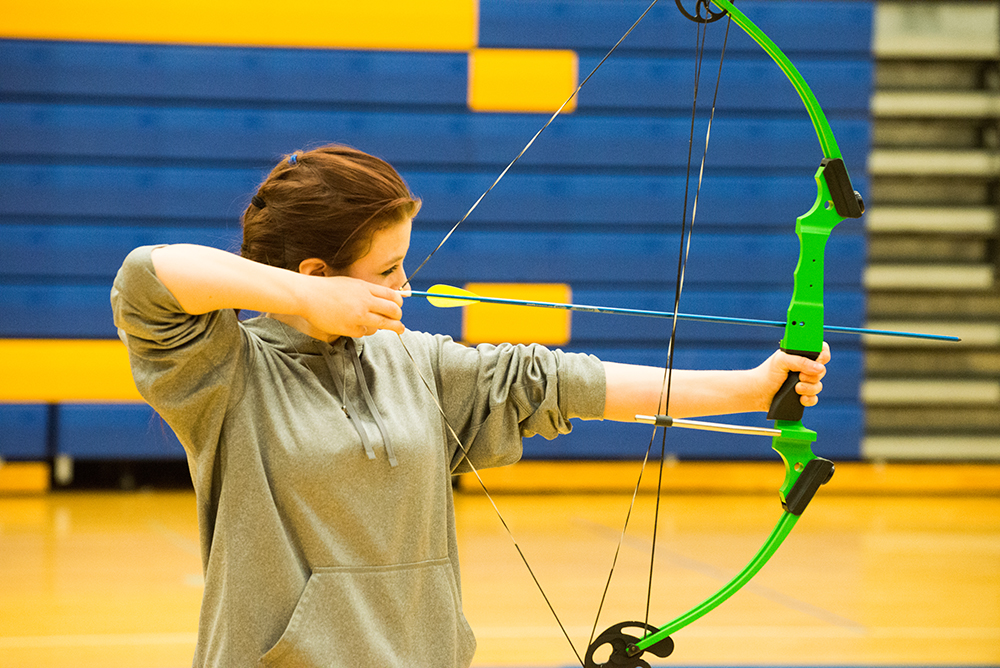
[337,218,412,291]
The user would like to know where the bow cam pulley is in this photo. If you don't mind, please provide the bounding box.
[675,0,729,23]
[585,622,674,668]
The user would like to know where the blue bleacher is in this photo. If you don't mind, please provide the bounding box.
[0,0,872,462]
[1,103,869,170]
[479,1,872,55]
[0,405,50,460]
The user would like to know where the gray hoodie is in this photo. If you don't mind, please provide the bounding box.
[110,246,606,667]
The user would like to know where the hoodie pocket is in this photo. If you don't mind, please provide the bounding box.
[259,557,475,667]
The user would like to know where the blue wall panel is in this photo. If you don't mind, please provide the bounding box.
[2,226,864,287]
[0,0,872,461]
[0,103,870,171]
[577,58,871,117]
[57,404,185,459]
[0,166,870,231]
[0,41,468,106]
[0,405,49,460]
[1,285,121,339]
[480,1,873,56]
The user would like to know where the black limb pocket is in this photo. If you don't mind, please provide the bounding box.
[821,158,865,219]
[783,457,835,515]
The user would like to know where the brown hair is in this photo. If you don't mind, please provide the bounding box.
[241,145,421,271]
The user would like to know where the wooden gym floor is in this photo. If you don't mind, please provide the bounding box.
[1,461,998,668]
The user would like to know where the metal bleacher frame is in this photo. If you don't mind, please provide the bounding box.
[863,0,1000,461]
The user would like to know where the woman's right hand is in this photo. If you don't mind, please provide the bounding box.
[296,274,405,339]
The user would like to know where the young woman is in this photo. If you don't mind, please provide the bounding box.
[111,144,828,667]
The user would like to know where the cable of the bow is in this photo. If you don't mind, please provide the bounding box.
[644,4,733,639]
[580,7,735,653]
[392,3,666,666]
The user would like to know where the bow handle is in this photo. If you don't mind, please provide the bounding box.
[766,348,821,422]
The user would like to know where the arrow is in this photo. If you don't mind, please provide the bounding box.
[406,284,960,342]
[634,414,782,437]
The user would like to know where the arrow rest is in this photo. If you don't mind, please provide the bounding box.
[675,0,729,23]
[585,622,674,668]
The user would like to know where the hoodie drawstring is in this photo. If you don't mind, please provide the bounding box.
[321,339,397,467]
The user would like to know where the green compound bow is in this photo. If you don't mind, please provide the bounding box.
[401,0,869,664]
[584,1,865,665]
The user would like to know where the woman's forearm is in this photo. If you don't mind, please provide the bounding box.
[149,244,405,339]
[602,346,829,423]
[602,361,764,422]
[150,244,307,316]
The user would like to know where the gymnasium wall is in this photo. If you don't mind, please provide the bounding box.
[0,0,872,463]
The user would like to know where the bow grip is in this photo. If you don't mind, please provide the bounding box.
[766,348,820,422]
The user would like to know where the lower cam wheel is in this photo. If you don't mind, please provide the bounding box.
[584,621,674,668]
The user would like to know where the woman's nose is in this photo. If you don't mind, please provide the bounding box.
[394,268,408,291]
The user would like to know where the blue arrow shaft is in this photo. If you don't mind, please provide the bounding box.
[407,290,959,342]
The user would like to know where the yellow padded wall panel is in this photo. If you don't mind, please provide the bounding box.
[1,0,478,51]
[0,462,51,494]
[468,48,578,113]
[0,340,143,403]
[461,283,571,346]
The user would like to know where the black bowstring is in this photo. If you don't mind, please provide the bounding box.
[585,10,727,650]
[401,2,735,661]
[642,9,733,640]
[396,3,666,666]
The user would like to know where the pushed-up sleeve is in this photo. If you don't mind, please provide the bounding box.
[110,245,247,456]
[433,338,605,472]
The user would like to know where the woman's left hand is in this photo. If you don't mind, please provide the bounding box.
[755,342,831,410]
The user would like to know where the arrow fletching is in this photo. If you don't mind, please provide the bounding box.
[423,284,482,308]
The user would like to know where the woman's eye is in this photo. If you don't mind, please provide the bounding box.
[381,265,398,277]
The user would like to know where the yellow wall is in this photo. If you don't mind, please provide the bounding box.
[1,0,479,51]
[0,340,143,403]
[2,1,579,114]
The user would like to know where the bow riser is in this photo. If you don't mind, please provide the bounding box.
[784,166,840,356]
[783,159,866,355]
[772,423,820,510]
[767,163,846,422]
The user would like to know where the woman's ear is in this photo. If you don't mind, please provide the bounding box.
[298,258,332,277]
